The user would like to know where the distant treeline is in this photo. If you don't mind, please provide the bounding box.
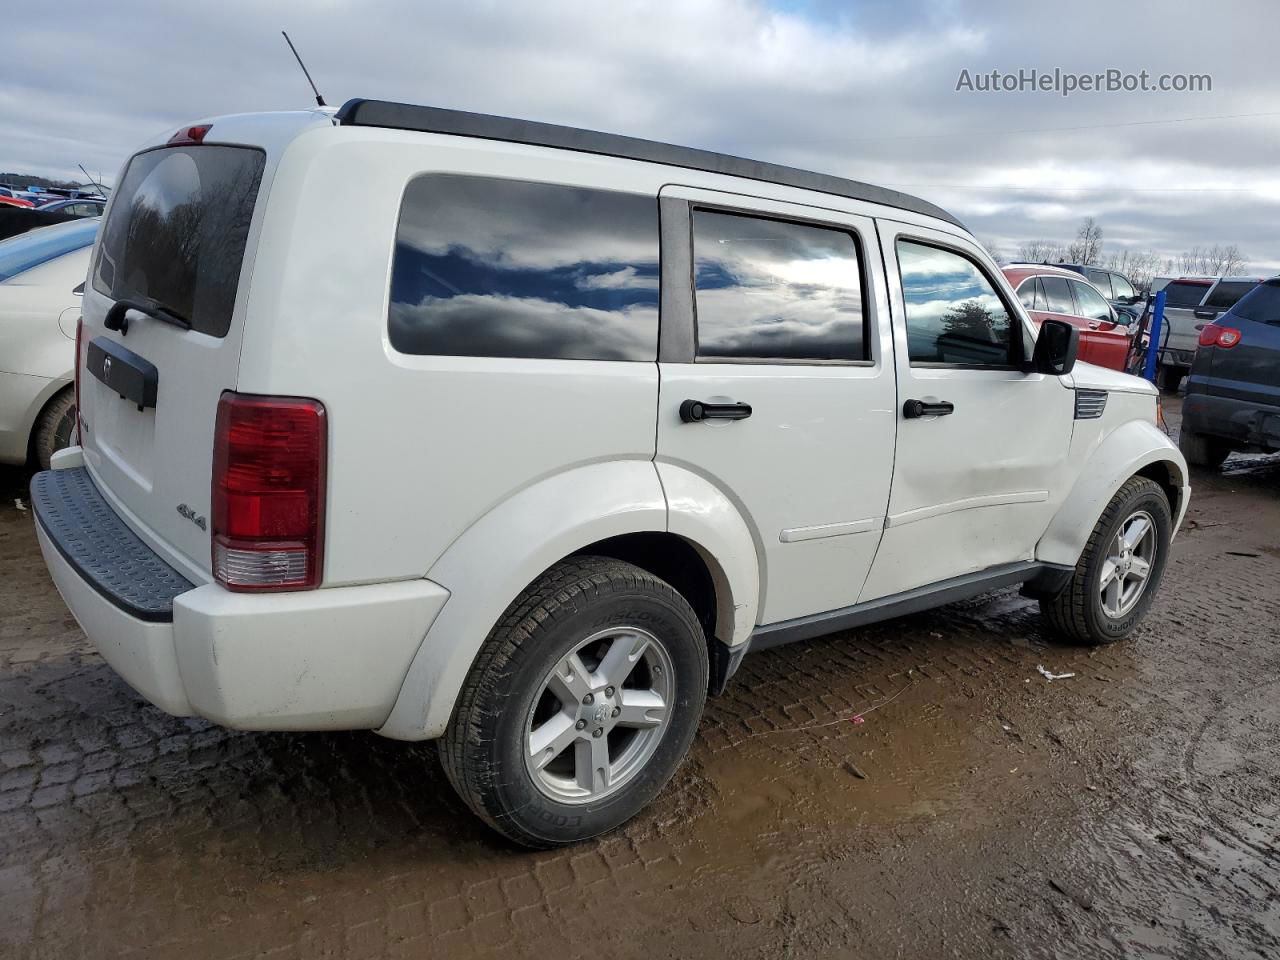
[0,172,86,189]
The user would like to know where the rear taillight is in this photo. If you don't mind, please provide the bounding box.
[1198,323,1242,348]
[212,392,327,591]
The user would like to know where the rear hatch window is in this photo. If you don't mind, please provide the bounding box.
[1226,281,1280,324]
[92,145,265,337]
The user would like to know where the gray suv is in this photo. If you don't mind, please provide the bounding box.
[1180,277,1280,467]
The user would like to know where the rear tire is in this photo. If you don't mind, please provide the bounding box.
[1178,429,1231,469]
[440,556,708,848]
[31,389,76,470]
[1157,365,1184,395]
[1040,477,1171,646]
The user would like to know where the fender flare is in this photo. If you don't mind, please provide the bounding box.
[1037,418,1190,568]
[376,459,759,741]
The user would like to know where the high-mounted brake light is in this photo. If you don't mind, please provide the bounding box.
[1198,323,1242,349]
[212,392,327,591]
[168,123,212,146]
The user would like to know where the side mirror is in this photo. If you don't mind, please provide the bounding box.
[1193,307,1219,321]
[1032,318,1079,376]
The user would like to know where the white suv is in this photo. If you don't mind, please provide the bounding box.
[32,101,1189,847]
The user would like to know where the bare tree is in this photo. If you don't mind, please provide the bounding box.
[1015,239,1066,263]
[1067,217,1104,266]
[1173,244,1249,276]
[979,236,1005,263]
[1104,247,1162,293]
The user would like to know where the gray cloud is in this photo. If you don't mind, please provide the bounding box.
[3,0,1275,270]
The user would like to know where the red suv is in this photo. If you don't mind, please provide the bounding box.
[1003,264,1133,371]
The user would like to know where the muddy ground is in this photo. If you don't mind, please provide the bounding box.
[1,397,1278,960]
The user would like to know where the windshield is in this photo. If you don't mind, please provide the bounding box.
[92,144,265,337]
[0,217,99,282]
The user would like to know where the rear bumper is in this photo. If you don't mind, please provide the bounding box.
[32,463,450,730]
[1182,391,1280,452]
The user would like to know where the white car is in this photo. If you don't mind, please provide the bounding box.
[0,217,98,467]
[32,104,1188,847]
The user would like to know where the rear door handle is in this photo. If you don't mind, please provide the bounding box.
[680,399,752,423]
[902,399,954,419]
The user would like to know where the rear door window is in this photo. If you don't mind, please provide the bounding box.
[1206,280,1257,310]
[1017,278,1039,310]
[1086,270,1113,298]
[389,176,659,360]
[92,145,265,338]
[1163,281,1211,308]
[1039,276,1076,315]
[692,209,866,361]
[1111,273,1136,299]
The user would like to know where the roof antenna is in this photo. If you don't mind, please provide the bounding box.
[78,163,105,194]
[282,30,326,107]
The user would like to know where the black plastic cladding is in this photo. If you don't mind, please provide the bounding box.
[334,98,965,230]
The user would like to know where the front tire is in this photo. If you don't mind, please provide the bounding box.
[1040,477,1172,645]
[440,556,708,848]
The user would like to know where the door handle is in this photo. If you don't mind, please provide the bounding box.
[680,399,752,423]
[902,398,954,419]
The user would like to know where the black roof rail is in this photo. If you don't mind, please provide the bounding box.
[334,98,964,229]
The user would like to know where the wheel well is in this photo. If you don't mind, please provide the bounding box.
[573,533,718,642]
[27,383,75,462]
[1136,460,1181,518]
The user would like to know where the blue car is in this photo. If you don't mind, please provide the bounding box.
[1180,277,1280,467]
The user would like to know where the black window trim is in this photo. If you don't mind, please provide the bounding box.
[895,234,1030,372]
[687,201,875,367]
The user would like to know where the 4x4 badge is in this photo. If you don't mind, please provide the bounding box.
[176,503,207,531]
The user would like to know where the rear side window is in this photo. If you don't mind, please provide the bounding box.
[1039,275,1075,314]
[1086,270,1113,298]
[1163,281,1211,308]
[1205,280,1256,309]
[692,210,866,361]
[0,217,97,281]
[389,176,659,361]
[1226,281,1280,325]
[93,145,264,338]
[897,240,1015,366]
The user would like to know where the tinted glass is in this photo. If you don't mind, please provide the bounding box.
[1017,278,1037,309]
[1086,270,1113,298]
[1206,280,1257,309]
[1071,280,1112,321]
[0,217,98,281]
[390,177,658,360]
[1163,281,1210,308]
[1225,280,1280,325]
[1040,275,1075,314]
[897,240,1014,366]
[692,210,864,361]
[1112,273,1136,299]
[93,145,264,338]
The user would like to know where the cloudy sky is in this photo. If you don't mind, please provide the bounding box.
[4,0,1276,270]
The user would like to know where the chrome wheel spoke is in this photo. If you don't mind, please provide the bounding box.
[547,652,594,708]
[528,711,579,771]
[615,689,667,728]
[1100,558,1120,589]
[1129,555,1151,580]
[1104,577,1123,617]
[1122,516,1151,550]
[575,733,611,793]
[595,632,648,688]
